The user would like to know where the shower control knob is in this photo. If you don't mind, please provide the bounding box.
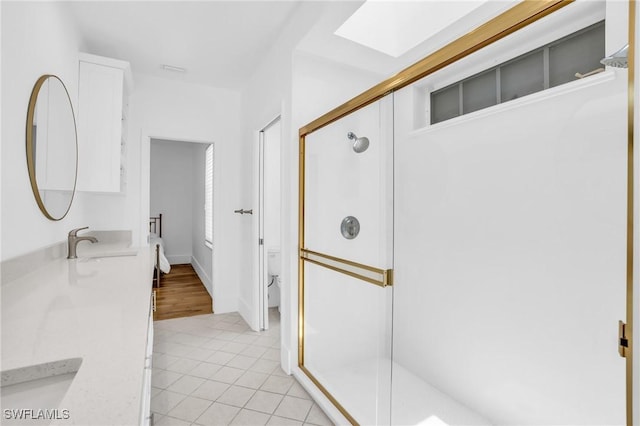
[341,216,360,240]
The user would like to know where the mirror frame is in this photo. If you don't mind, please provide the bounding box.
[25,74,78,221]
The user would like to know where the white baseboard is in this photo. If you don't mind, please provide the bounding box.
[280,346,291,375]
[191,255,212,298]
[167,254,191,264]
[238,297,258,331]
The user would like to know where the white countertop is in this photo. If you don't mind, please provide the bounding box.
[1,240,155,425]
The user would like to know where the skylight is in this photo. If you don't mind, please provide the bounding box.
[334,0,488,58]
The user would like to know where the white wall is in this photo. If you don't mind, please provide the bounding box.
[238,2,324,335]
[0,2,92,261]
[192,143,213,294]
[150,140,194,264]
[0,2,230,311]
[239,39,290,331]
[0,3,145,262]
[237,0,384,376]
[133,74,241,314]
[291,52,385,130]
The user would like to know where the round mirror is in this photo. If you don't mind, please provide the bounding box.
[26,75,78,220]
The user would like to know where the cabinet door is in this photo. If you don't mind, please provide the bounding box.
[77,62,123,192]
[140,306,154,426]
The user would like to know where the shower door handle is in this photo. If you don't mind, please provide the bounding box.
[234,209,253,215]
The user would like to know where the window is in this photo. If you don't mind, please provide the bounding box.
[205,144,213,248]
[430,21,605,125]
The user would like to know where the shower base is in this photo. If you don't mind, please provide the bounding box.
[310,358,490,425]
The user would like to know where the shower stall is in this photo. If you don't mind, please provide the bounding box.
[297,1,633,425]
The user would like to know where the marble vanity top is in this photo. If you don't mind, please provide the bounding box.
[1,234,155,425]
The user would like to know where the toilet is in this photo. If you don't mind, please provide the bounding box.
[267,249,281,311]
[267,249,280,279]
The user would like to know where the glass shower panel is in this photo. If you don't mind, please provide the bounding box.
[303,263,392,425]
[304,100,393,269]
[393,58,627,424]
[301,95,393,425]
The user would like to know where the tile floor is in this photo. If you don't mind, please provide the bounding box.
[152,309,333,426]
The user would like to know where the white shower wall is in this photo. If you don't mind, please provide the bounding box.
[393,68,627,424]
[304,97,393,270]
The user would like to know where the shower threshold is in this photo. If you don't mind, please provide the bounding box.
[309,358,490,425]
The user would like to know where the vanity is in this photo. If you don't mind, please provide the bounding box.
[1,67,154,424]
[1,235,156,425]
[0,50,155,426]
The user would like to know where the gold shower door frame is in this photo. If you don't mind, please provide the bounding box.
[297,1,636,424]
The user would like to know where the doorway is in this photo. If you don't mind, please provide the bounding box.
[258,117,282,331]
[150,138,215,319]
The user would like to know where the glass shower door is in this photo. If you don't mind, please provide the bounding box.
[299,95,394,425]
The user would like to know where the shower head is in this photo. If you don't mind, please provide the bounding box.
[347,132,369,153]
[600,44,629,68]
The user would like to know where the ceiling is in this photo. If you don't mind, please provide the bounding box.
[63,1,518,90]
[296,0,517,79]
[64,1,301,89]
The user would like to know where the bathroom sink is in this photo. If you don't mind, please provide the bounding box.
[77,250,138,261]
[1,358,82,425]
[88,250,138,258]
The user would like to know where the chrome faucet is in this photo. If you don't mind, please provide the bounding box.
[67,227,98,259]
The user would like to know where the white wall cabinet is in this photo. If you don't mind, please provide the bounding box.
[77,53,132,193]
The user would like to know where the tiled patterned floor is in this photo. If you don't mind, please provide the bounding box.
[152,309,333,426]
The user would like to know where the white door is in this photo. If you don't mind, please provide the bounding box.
[258,117,281,330]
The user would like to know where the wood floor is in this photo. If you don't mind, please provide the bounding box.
[154,264,213,321]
